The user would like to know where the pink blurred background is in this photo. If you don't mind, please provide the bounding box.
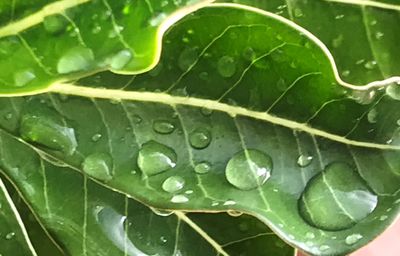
[298,219,400,256]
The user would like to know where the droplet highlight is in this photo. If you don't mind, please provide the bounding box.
[137,141,177,176]
[162,176,185,193]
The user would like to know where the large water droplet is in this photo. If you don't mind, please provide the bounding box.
[299,162,378,231]
[194,162,211,174]
[345,234,363,245]
[153,120,175,134]
[297,154,313,167]
[217,56,236,78]
[386,82,400,100]
[43,14,67,34]
[225,149,273,190]
[20,115,77,155]
[82,153,113,182]
[110,49,132,70]
[137,141,177,176]
[162,176,185,193]
[189,128,211,149]
[14,70,36,87]
[171,195,189,203]
[57,46,94,74]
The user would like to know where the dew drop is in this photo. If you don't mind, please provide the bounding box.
[367,108,378,123]
[5,232,15,240]
[82,153,113,182]
[91,133,102,142]
[319,245,330,251]
[171,195,189,203]
[227,210,243,217]
[225,149,273,190]
[352,89,376,105]
[345,234,363,245]
[194,162,211,174]
[4,113,12,120]
[20,115,77,155]
[364,60,377,70]
[43,14,67,34]
[57,46,94,74]
[14,70,36,87]
[386,82,400,100]
[110,49,132,70]
[305,232,315,239]
[178,48,197,71]
[294,8,303,18]
[137,141,177,176]
[162,176,185,193]
[299,162,378,231]
[200,108,213,116]
[379,215,388,221]
[149,12,167,27]
[217,56,236,78]
[189,128,211,149]
[242,47,256,61]
[150,207,173,217]
[297,154,313,167]
[153,120,175,134]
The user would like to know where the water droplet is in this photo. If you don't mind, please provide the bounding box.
[319,245,330,251]
[367,108,378,123]
[332,34,344,48]
[352,89,376,105]
[162,176,185,193]
[149,12,167,26]
[335,14,345,19]
[364,60,377,70]
[305,232,315,239]
[223,200,236,206]
[379,215,388,221]
[200,108,213,116]
[5,232,15,240]
[43,14,67,34]
[297,154,313,167]
[82,153,113,182]
[225,149,273,190]
[375,32,384,40]
[57,46,94,74]
[137,141,177,176]
[14,70,36,87]
[189,128,211,149]
[20,115,77,155]
[109,49,132,70]
[194,162,211,174]
[91,133,102,142]
[227,210,243,217]
[4,113,12,120]
[342,70,350,77]
[153,120,175,134]
[299,162,378,231]
[243,47,256,61]
[171,195,189,203]
[294,8,303,18]
[345,234,363,245]
[386,82,400,100]
[178,48,197,71]
[150,207,173,217]
[159,236,168,244]
[131,114,142,124]
[217,56,236,78]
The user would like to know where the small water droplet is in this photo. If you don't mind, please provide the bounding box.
[43,14,67,34]
[375,32,384,40]
[299,162,378,231]
[162,176,185,193]
[223,200,236,206]
[335,14,345,19]
[137,141,177,176]
[4,112,12,120]
[319,245,330,251]
[149,12,167,26]
[5,232,15,240]
[367,108,378,123]
[364,60,377,70]
[342,70,351,77]
[91,133,102,142]
[131,114,142,124]
[332,34,344,48]
[243,47,256,61]
[14,70,36,87]
[225,149,273,190]
[379,215,388,221]
[227,210,243,217]
[57,46,94,74]
[189,128,211,149]
[153,120,175,134]
[200,108,213,116]
[150,207,173,217]
[20,115,77,155]
[171,195,189,203]
[297,154,313,167]
[110,49,132,70]
[194,162,211,174]
[178,48,197,71]
[217,56,236,78]
[305,232,315,239]
[386,82,400,100]
[345,234,363,245]
[294,8,303,18]
[82,153,113,182]
[159,236,168,244]
[352,89,376,105]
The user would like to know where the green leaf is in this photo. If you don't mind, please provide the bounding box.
[221,0,400,84]
[0,0,211,94]
[1,2,400,256]
[0,131,293,255]
[0,177,36,256]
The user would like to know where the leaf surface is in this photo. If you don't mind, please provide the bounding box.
[0,0,211,94]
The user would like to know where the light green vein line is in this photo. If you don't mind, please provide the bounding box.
[83,175,88,256]
[324,0,400,11]
[221,232,275,247]
[174,211,229,256]
[51,83,400,151]
[39,159,51,218]
[0,178,38,256]
[0,0,90,38]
